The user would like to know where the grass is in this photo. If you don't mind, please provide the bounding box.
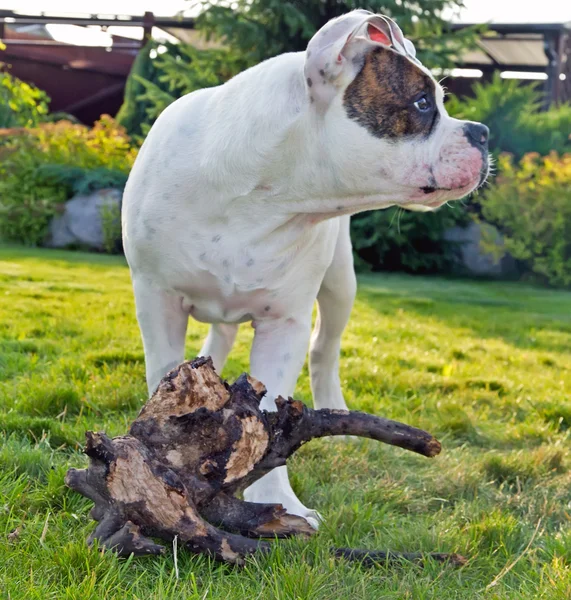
[0,244,570,599]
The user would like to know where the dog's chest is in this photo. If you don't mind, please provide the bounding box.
[165,217,340,324]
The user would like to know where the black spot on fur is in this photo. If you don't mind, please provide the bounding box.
[306,77,313,88]
[343,47,439,139]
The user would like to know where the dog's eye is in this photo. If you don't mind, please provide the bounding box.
[413,95,431,112]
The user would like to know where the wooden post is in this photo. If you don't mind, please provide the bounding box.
[142,11,154,46]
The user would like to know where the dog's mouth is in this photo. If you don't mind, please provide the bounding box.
[418,180,477,196]
[407,181,475,211]
[420,185,446,194]
[419,161,490,196]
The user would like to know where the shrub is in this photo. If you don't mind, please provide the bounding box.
[116,40,169,140]
[35,165,129,197]
[480,152,571,288]
[100,201,123,255]
[446,73,571,159]
[196,0,476,68]
[351,203,470,273]
[0,71,49,128]
[119,1,478,138]
[0,117,136,246]
[117,41,246,139]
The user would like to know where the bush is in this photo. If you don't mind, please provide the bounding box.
[195,0,476,68]
[0,117,136,246]
[117,41,246,139]
[351,203,470,273]
[35,165,129,197]
[0,71,49,128]
[480,152,571,288]
[119,1,478,138]
[446,73,571,159]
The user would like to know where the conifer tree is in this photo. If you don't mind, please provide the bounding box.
[118,0,475,137]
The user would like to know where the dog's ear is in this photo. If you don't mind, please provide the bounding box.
[304,11,417,108]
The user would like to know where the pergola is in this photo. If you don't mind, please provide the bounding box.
[451,22,571,106]
[0,11,199,123]
[1,11,569,124]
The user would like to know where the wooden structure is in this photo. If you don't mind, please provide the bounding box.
[451,22,571,106]
[0,11,197,124]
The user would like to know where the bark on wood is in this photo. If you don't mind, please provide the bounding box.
[66,357,463,566]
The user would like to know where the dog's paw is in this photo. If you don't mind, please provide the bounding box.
[302,509,323,530]
[244,479,322,530]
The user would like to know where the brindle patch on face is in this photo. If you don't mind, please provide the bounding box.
[343,47,439,139]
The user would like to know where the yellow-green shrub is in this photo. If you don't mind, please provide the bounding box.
[0,71,49,128]
[0,117,137,246]
[481,152,571,287]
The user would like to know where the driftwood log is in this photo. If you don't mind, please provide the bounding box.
[66,357,464,566]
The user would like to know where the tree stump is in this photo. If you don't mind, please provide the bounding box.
[66,357,464,566]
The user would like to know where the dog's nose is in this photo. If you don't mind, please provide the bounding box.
[463,122,489,150]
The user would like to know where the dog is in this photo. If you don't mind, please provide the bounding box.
[122,10,489,528]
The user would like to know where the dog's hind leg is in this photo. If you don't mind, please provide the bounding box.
[199,323,239,373]
[132,277,189,396]
[309,216,356,411]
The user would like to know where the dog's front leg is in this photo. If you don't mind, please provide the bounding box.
[244,314,321,529]
[132,277,189,396]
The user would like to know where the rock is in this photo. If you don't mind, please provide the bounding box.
[444,221,518,277]
[45,188,122,251]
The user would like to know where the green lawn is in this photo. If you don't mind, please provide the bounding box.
[1,245,570,599]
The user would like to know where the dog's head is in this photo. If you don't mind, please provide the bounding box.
[305,10,489,211]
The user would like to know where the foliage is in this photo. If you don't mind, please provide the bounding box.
[351,203,471,273]
[0,117,136,246]
[35,165,129,197]
[0,71,49,128]
[480,152,571,288]
[115,41,159,139]
[119,1,478,137]
[100,201,123,254]
[193,0,478,69]
[446,73,571,159]
[1,245,571,597]
[133,42,247,137]
[117,41,247,139]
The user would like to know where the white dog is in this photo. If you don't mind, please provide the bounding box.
[122,10,489,528]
